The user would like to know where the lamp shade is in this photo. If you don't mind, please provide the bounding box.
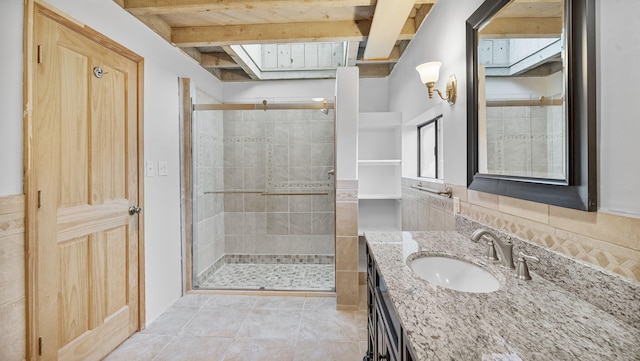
[416,62,441,84]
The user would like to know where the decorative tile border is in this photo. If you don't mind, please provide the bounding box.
[222,136,267,143]
[224,254,334,265]
[336,189,358,202]
[459,202,640,283]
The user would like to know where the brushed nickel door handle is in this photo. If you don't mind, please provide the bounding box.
[128,205,142,215]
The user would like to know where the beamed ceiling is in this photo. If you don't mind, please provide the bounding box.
[114,0,563,82]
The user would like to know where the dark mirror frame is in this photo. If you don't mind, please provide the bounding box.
[466,0,597,211]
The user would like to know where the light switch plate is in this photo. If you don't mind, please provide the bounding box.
[146,161,156,177]
[158,161,168,176]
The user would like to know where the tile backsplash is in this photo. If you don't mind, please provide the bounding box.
[402,178,640,284]
[456,216,640,330]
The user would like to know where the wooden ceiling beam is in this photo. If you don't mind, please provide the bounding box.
[134,14,172,42]
[172,19,415,47]
[219,69,253,82]
[200,53,241,68]
[363,0,415,59]
[179,47,202,63]
[480,17,563,38]
[124,0,437,16]
[221,45,259,80]
[414,4,433,32]
[357,63,390,78]
[357,46,400,64]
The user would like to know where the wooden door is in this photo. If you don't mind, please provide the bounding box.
[31,7,142,360]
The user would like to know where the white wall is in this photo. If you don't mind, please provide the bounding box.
[0,0,224,323]
[335,67,360,180]
[0,0,24,196]
[389,0,640,217]
[223,77,388,112]
[389,0,484,186]
[597,0,640,216]
[359,77,389,112]
[224,79,335,102]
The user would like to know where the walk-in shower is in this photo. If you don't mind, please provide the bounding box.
[190,91,335,291]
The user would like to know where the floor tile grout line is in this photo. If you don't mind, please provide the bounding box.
[150,333,178,361]
[107,291,368,360]
[293,302,305,347]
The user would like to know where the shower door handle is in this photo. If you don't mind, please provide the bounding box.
[327,169,335,179]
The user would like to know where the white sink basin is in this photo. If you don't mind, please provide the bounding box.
[410,256,500,293]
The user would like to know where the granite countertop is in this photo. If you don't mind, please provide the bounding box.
[364,231,640,360]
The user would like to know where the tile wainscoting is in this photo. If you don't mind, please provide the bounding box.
[335,180,359,308]
[0,194,26,361]
[402,178,639,283]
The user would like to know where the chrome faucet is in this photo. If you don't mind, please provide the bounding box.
[470,228,515,269]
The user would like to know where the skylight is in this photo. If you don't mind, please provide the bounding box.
[232,42,350,80]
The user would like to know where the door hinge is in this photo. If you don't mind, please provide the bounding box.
[38,336,43,356]
[37,45,42,64]
[37,190,43,208]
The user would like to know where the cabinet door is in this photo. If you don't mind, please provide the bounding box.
[375,305,399,361]
[375,310,389,361]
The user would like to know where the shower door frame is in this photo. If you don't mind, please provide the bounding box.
[179,79,337,293]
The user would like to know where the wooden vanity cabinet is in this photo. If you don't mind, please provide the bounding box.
[365,245,417,361]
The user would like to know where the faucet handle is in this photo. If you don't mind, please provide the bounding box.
[484,238,499,261]
[514,252,539,280]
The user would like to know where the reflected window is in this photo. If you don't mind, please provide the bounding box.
[418,116,441,179]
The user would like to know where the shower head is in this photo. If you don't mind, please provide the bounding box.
[320,108,329,115]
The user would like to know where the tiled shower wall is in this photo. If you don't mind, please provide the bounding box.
[193,89,225,279]
[485,104,564,179]
[222,109,335,257]
[0,194,26,360]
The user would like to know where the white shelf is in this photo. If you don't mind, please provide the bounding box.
[358,199,402,236]
[358,159,401,165]
[358,164,401,199]
[358,227,402,237]
[358,194,402,200]
[357,112,402,255]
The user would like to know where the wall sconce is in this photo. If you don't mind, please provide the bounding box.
[415,62,457,105]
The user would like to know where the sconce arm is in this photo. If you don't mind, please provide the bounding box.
[433,88,449,101]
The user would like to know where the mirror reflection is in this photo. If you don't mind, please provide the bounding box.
[477,0,565,180]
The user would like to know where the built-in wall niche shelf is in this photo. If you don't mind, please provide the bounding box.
[358,155,401,199]
[358,199,402,236]
[357,112,403,236]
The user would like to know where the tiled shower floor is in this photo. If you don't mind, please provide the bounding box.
[198,263,335,291]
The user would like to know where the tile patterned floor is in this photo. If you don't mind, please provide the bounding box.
[103,287,367,361]
[198,264,335,291]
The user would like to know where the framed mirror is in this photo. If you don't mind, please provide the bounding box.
[466,0,596,211]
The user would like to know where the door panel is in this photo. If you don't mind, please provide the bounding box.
[58,237,90,348]
[33,8,140,360]
[58,46,89,208]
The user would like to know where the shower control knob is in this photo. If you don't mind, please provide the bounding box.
[327,169,335,179]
